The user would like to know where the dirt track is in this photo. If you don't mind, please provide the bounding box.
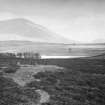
[4,65,63,105]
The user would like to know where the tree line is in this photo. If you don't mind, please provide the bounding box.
[0,52,41,59]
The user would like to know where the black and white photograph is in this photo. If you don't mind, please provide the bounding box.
[0,0,105,105]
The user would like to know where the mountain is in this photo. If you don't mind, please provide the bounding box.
[0,18,73,43]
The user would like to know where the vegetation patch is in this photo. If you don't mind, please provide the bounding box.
[0,57,105,105]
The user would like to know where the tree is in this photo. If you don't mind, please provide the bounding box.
[17,53,22,58]
[34,53,41,59]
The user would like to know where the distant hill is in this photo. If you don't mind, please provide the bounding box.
[0,40,71,55]
[91,53,105,59]
[0,18,73,44]
[0,40,105,57]
[85,53,105,59]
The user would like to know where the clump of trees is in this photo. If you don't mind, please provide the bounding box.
[0,53,16,58]
[0,52,41,59]
[16,52,41,59]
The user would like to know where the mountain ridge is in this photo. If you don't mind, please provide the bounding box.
[0,18,74,44]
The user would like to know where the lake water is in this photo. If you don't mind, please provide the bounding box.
[41,55,86,59]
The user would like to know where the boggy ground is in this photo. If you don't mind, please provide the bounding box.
[0,57,105,105]
[0,64,63,105]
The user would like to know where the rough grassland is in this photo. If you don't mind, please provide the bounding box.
[0,57,105,105]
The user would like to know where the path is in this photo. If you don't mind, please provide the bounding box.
[4,65,63,104]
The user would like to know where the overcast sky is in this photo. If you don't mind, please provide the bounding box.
[0,0,105,42]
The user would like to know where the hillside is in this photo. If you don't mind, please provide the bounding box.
[90,53,105,59]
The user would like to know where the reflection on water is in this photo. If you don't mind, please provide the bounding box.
[41,55,86,59]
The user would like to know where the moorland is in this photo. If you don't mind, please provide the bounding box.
[0,54,105,105]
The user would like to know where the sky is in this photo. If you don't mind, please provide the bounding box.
[0,0,105,42]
